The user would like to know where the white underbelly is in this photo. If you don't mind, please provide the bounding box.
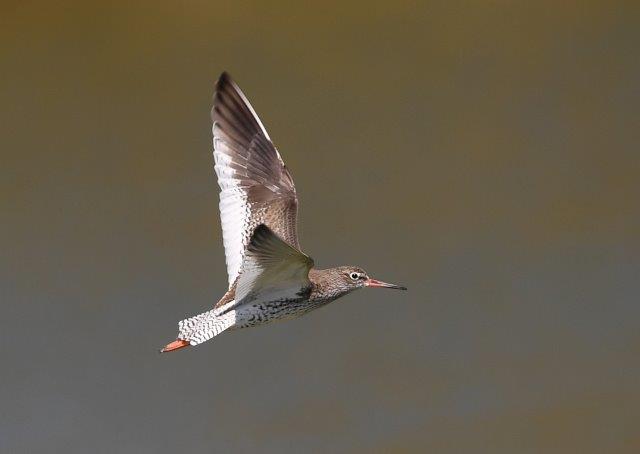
[233,298,320,328]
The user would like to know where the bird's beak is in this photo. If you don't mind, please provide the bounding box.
[365,278,407,290]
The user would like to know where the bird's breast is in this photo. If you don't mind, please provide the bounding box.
[235,295,325,327]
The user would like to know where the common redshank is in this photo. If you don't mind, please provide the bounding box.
[161,73,406,352]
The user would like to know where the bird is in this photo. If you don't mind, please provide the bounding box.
[161,72,406,353]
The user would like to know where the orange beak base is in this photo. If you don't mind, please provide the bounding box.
[365,278,407,290]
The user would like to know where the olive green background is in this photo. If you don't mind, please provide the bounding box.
[2,2,639,452]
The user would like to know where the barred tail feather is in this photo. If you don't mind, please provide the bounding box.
[178,309,237,345]
[161,309,237,352]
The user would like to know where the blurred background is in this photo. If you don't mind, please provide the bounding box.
[2,1,639,452]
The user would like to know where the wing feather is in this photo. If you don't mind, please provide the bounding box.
[211,72,300,288]
[235,225,313,305]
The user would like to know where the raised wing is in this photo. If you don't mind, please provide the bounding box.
[211,72,300,288]
[235,224,313,306]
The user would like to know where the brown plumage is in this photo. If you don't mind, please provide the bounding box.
[161,73,405,352]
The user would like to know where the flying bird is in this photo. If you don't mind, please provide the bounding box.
[161,73,406,352]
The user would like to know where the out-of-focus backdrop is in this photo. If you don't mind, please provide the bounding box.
[2,2,639,453]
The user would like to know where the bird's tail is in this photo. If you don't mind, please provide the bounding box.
[160,309,236,353]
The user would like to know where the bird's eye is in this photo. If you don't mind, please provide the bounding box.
[350,272,359,280]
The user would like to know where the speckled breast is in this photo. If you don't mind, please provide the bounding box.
[236,297,328,327]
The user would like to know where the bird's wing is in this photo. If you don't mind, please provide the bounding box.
[234,224,313,307]
[212,72,299,288]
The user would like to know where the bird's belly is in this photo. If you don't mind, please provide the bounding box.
[235,298,321,328]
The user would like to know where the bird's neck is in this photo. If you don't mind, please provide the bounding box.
[308,268,349,302]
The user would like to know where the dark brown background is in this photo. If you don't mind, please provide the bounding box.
[2,2,639,452]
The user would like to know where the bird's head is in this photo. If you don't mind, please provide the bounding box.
[317,266,407,299]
